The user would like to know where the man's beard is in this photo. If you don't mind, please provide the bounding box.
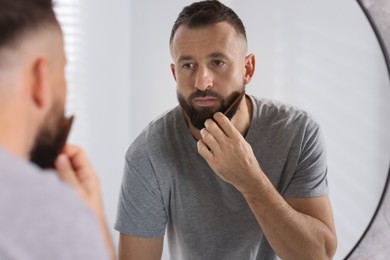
[177,88,244,130]
[30,107,68,169]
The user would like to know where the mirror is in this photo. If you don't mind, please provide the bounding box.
[128,1,390,259]
[55,0,390,259]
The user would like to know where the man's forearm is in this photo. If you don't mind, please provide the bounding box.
[239,173,337,260]
[197,113,337,259]
[97,212,116,260]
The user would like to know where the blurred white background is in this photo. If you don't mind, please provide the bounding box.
[55,1,390,259]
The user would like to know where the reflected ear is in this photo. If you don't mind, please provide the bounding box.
[244,54,255,85]
[31,58,49,110]
[170,63,177,81]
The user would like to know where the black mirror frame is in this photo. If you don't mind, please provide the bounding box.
[345,0,390,259]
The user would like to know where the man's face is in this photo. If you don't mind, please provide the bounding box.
[170,22,248,129]
[30,29,68,169]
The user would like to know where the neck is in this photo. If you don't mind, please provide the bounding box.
[185,95,253,141]
[0,111,35,160]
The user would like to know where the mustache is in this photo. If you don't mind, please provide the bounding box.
[188,90,223,100]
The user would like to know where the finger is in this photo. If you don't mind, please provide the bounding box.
[204,118,229,145]
[62,143,78,155]
[206,117,227,136]
[55,154,80,187]
[63,144,94,181]
[200,127,222,154]
[63,144,84,166]
[213,112,240,138]
[197,140,214,163]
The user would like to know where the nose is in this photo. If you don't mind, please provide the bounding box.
[194,66,213,91]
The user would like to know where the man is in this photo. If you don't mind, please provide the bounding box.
[116,1,337,259]
[0,0,114,259]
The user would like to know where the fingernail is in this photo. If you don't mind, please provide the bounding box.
[200,128,206,137]
[204,119,210,127]
[56,154,67,166]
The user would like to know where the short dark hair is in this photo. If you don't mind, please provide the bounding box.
[0,0,58,49]
[170,0,246,44]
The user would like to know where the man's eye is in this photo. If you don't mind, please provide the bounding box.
[213,60,225,66]
[182,63,194,70]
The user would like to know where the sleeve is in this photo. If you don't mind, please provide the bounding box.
[114,137,167,238]
[283,118,329,198]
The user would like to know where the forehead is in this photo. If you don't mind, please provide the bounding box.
[170,22,246,60]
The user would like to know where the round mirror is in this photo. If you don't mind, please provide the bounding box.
[127,1,390,259]
[56,0,390,259]
[129,1,390,258]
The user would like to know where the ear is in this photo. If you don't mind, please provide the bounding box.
[30,58,50,110]
[244,54,255,85]
[170,63,177,81]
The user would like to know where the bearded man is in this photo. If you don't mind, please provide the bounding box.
[115,1,337,259]
[0,0,114,259]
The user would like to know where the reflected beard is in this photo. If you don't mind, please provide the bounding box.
[30,110,66,169]
[177,89,243,130]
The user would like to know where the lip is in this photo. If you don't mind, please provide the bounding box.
[193,97,219,107]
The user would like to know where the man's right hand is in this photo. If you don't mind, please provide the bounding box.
[55,144,116,260]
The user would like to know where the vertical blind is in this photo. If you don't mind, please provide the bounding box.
[52,0,135,252]
[54,0,90,149]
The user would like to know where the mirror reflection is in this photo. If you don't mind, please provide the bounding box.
[55,0,390,259]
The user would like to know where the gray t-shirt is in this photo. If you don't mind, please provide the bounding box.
[115,96,328,260]
[0,147,108,260]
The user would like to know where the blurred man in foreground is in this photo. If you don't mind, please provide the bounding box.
[0,0,114,259]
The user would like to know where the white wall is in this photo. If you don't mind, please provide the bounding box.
[60,1,390,259]
[57,0,132,248]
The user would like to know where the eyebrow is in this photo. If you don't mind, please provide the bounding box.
[208,52,229,60]
[177,55,194,63]
[177,52,230,63]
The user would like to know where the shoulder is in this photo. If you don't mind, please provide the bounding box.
[125,106,182,160]
[251,96,320,133]
[0,151,108,259]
